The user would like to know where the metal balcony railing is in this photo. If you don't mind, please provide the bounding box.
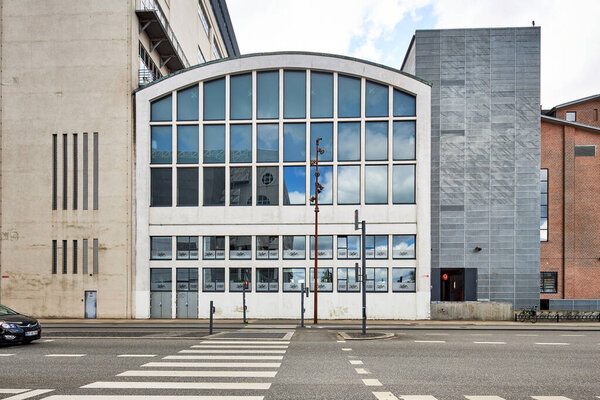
[136,0,191,71]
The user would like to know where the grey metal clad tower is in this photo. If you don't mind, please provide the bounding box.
[403,27,541,309]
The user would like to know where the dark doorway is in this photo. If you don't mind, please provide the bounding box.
[441,269,464,301]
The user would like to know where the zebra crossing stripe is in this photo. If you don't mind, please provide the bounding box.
[531,397,573,400]
[117,355,156,358]
[81,382,271,390]
[349,360,363,365]
[465,396,507,400]
[373,393,399,400]
[0,389,30,394]
[163,355,283,360]
[2,389,54,400]
[397,396,438,400]
[200,341,290,345]
[362,379,382,386]
[191,345,288,349]
[179,349,286,354]
[141,362,281,368]
[118,370,278,378]
[43,396,264,400]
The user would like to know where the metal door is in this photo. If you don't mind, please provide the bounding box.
[150,292,172,318]
[84,291,97,318]
[176,268,198,318]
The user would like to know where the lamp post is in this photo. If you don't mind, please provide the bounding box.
[310,137,324,324]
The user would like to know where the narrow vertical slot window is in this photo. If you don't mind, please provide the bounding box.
[73,240,78,274]
[73,134,78,210]
[93,238,99,274]
[52,134,57,210]
[52,240,57,274]
[83,133,88,210]
[62,240,68,274]
[83,239,88,274]
[93,132,99,210]
[540,168,548,242]
[63,134,68,210]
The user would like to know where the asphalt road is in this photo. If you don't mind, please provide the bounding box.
[1,325,599,400]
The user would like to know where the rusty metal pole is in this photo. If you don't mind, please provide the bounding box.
[313,137,321,324]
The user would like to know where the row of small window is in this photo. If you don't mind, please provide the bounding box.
[540,169,548,242]
[150,234,416,261]
[151,164,415,206]
[150,267,417,293]
[151,72,416,122]
[151,121,416,165]
[540,271,557,293]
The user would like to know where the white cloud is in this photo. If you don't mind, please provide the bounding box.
[287,190,305,204]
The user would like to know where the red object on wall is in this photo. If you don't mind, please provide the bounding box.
[442,273,449,281]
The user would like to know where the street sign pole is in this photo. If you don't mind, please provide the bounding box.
[355,210,367,335]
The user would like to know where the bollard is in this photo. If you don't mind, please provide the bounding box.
[300,283,307,327]
[209,300,215,334]
[243,281,248,324]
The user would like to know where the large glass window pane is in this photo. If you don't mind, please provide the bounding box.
[282,268,305,292]
[366,121,388,161]
[283,123,306,162]
[176,237,199,260]
[310,123,333,162]
[230,124,252,163]
[392,235,416,259]
[337,267,360,292]
[177,85,199,121]
[393,121,416,160]
[177,125,199,164]
[257,124,279,162]
[230,74,252,120]
[176,268,198,292]
[151,168,172,207]
[365,267,388,292]
[337,165,360,205]
[309,235,333,259]
[150,236,171,260]
[283,166,305,205]
[257,166,279,206]
[283,70,306,119]
[203,167,224,206]
[310,267,333,292]
[203,78,225,120]
[365,165,387,204]
[229,268,252,292]
[338,235,360,259]
[393,89,416,117]
[310,72,333,118]
[366,235,388,259]
[177,167,198,206]
[337,122,360,161]
[230,236,251,259]
[393,164,415,204]
[151,126,172,164]
[151,94,172,121]
[150,268,172,291]
[203,236,225,259]
[366,81,388,117]
[203,125,225,163]
[203,267,225,292]
[338,75,360,118]
[310,165,333,205]
[256,236,278,260]
[230,166,252,206]
[283,235,305,259]
[256,268,279,292]
[257,71,279,119]
[392,268,416,292]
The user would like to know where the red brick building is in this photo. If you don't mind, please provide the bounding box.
[540,114,600,302]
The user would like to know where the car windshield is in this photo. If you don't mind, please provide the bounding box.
[0,305,18,315]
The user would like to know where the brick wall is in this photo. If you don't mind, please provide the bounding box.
[555,97,600,128]
[541,118,600,299]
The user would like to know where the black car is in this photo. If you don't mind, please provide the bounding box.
[0,304,42,344]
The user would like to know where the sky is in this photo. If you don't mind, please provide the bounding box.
[227,0,600,109]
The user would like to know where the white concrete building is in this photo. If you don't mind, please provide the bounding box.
[134,53,431,319]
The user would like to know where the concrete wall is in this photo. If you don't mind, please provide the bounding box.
[431,301,513,320]
[408,28,541,309]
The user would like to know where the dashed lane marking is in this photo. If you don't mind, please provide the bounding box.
[362,379,382,387]
[355,368,370,374]
[515,334,539,336]
[45,354,86,357]
[560,334,585,337]
[414,340,445,343]
[349,360,363,365]
[372,393,399,400]
[0,354,15,357]
[118,370,278,378]
[473,342,506,345]
[117,355,156,358]
[534,343,569,346]
[337,340,346,343]
[81,382,271,390]
[342,348,352,351]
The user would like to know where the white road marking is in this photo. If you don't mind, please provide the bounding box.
[44,339,55,342]
[531,397,573,400]
[3,389,54,400]
[191,345,288,349]
[373,392,400,400]
[201,341,289,345]
[465,396,507,400]
[337,340,346,343]
[355,368,370,374]
[164,355,283,360]
[470,334,493,336]
[81,382,271,390]
[362,379,382,386]
[44,396,264,400]
[45,354,86,357]
[0,390,29,394]
[560,334,585,337]
[516,334,539,336]
[473,342,506,345]
[179,349,286,354]
[342,348,352,351]
[349,360,363,365]
[142,362,281,368]
[0,354,15,357]
[117,355,156,358]
[535,343,570,346]
[397,396,438,400]
[414,340,446,343]
[118,370,278,378]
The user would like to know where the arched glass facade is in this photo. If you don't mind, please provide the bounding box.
[136,53,431,320]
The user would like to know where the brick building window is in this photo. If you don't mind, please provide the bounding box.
[540,272,557,293]
[565,111,576,122]
[540,169,548,242]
